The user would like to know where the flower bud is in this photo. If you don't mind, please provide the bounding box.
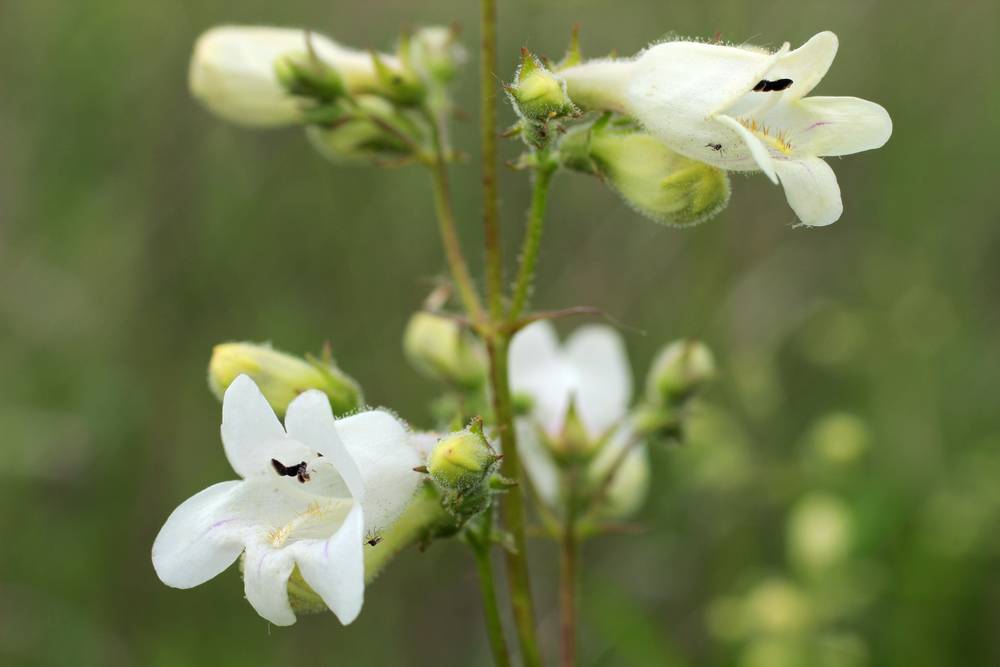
[403,312,485,389]
[787,494,852,574]
[404,26,467,84]
[208,342,363,417]
[646,339,716,405]
[305,95,424,164]
[189,26,406,127]
[559,121,731,226]
[427,430,498,492]
[189,26,311,127]
[507,49,575,122]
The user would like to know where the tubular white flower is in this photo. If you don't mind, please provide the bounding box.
[189,26,401,127]
[509,321,632,442]
[562,32,892,226]
[152,375,420,626]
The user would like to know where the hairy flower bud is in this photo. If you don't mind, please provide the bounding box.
[559,121,731,226]
[507,49,575,122]
[208,342,362,416]
[427,430,498,492]
[646,339,716,405]
[403,312,485,389]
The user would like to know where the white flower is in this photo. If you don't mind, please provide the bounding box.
[189,26,400,127]
[151,375,420,626]
[509,322,647,518]
[562,32,892,226]
[508,321,632,442]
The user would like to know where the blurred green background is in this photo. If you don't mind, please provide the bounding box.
[2,0,998,665]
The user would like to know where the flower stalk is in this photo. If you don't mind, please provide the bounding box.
[510,157,556,321]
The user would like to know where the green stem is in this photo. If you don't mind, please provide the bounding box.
[488,334,543,667]
[480,0,504,320]
[426,113,485,323]
[559,473,580,667]
[479,1,542,663]
[469,513,513,667]
[509,162,555,321]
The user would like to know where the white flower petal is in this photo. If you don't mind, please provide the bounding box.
[716,114,779,183]
[564,325,632,440]
[336,410,421,532]
[767,96,892,157]
[285,390,362,497]
[152,481,248,589]
[516,420,559,509]
[624,42,789,165]
[632,41,787,117]
[189,26,309,127]
[222,375,309,478]
[293,504,365,625]
[774,157,843,227]
[768,31,839,101]
[243,543,297,626]
[509,321,575,437]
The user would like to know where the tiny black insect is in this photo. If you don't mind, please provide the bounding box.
[365,532,383,547]
[752,78,793,92]
[706,142,723,151]
[271,458,311,483]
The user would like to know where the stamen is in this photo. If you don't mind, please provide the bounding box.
[737,117,793,155]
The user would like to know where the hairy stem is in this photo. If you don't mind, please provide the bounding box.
[469,512,513,667]
[488,335,542,666]
[427,114,485,323]
[480,0,504,320]
[509,163,555,321]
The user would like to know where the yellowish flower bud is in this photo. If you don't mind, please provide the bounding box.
[507,49,575,122]
[427,430,498,492]
[403,312,485,389]
[208,342,362,417]
[560,122,731,226]
[646,339,716,406]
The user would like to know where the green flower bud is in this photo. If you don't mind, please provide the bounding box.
[208,342,363,417]
[403,312,485,389]
[559,120,731,226]
[507,49,575,122]
[305,95,425,164]
[646,339,716,405]
[274,52,344,102]
[427,430,498,492]
[404,25,466,84]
